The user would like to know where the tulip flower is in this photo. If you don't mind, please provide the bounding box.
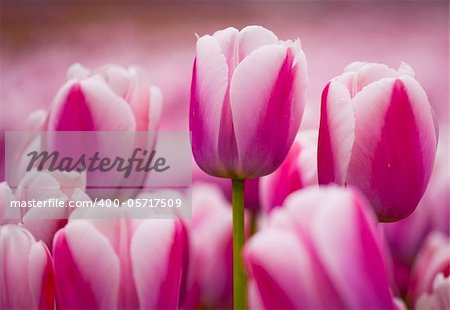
[190,25,307,179]
[0,225,54,309]
[244,186,397,309]
[28,63,163,200]
[259,129,318,213]
[190,25,308,308]
[0,169,88,248]
[383,127,449,293]
[53,209,188,309]
[318,62,438,222]
[183,184,233,309]
[408,233,450,307]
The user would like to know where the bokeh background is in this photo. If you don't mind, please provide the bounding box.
[1,0,449,178]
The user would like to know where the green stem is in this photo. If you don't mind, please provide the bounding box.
[232,179,246,310]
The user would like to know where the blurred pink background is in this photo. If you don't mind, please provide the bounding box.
[1,1,449,168]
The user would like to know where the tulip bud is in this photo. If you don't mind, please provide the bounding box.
[0,225,54,309]
[190,25,308,179]
[318,62,438,222]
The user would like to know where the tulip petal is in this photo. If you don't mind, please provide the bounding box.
[189,184,233,305]
[190,35,229,175]
[47,80,96,131]
[244,230,304,309]
[22,211,67,248]
[245,229,340,309]
[347,77,437,221]
[28,241,54,309]
[230,44,296,177]
[318,81,354,185]
[247,281,264,310]
[290,40,308,127]
[237,26,279,61]
[343,63,398,97]
[67,63,90,80]
[126,67,151,131]
[0,182,20,224]
[148,85,163,133]
[104,66,130,99]
[310,190,394,308]
[131,219,188,309]
[212,27,239,75]
[1,225,36,308]
[53,221,120,309]
[260,138,303,212]
[48,78,136,131]
[81,77,137,130]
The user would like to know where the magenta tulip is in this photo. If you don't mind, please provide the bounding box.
[244,186,397,309]
[259,129,318,213]
[318,62,438,222]
[53,212,188,309]
[190,25,308,179]
[184,184,233,309]
[0,225,54,309]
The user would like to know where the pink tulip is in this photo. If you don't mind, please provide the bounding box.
[244,186,396,309]
[53,211,188,309]
[0,170,87,248]
[318,62,438,222]
[0,225,54,309]
[190,25,308,179]
[183,183,233,309]
[36,63,162,199]
[259,129,318,213]
[383,127,449,293]
[408,233,450,307]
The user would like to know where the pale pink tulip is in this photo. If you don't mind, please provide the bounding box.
[190,25,308,179]
[318,62,438,222]
[408,233,450,307]
[244,186,396,309]
[0,169,87,248]
[183,183,233,309]
[259,129,318,213]
[53,210,188,309]
[0,225,54,309]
